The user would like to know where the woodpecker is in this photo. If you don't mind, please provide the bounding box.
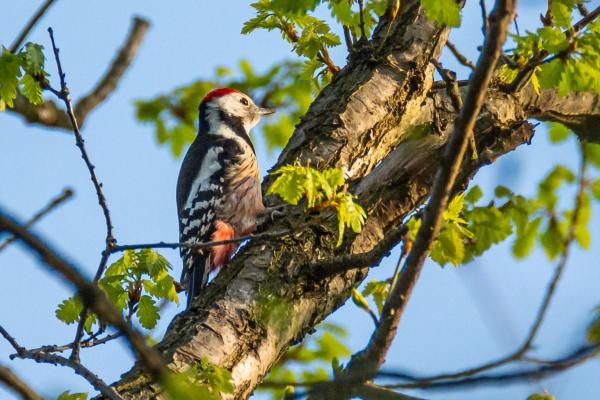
[176,88,274,308]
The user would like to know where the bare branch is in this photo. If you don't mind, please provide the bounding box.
[0,188,73,252]
[309,224,408,277]
[0,325,123,400]
[109,229,292,254]
[314,1,516,398]
[9,0,57,53]
[0,210,167,384]
[74,16,150,122]
[380,344,600,390]
[387,140,590,384]
[8,17,150,130]
[0,364,42,400]
[479,0,489,37]
[27,332,122,354]
[45,27,119,360]
[445,41,476,70]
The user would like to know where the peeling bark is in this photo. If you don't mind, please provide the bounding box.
[105,3,600,399]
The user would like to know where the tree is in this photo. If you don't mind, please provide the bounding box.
[1,1,600,399]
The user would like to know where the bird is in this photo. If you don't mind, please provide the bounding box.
[176,87,274,308]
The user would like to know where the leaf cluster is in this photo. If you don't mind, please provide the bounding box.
[0,43,46,110]
[260,322,350,399]
[268,165,366,246]
[164,358,234,400]
[407,132,600,267]
[55,249,179,332]
[499,2,600,95]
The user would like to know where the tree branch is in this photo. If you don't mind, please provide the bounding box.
[8,16,150,130]
[0,188,73,252]
[316,2,516,398]
[0,325,123,400]
[379,344,600,390]
[0,364,42,400]
[9,0,57,53]
[0,210,167,384]
[45,27,119,361]
[445,41,475,70]
[381,140,589,385]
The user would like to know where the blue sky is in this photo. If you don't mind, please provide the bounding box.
[1,1,599,399]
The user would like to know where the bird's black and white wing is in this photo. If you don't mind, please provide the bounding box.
[176,140,225,307]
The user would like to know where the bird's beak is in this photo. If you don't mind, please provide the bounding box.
[258,107,275,116]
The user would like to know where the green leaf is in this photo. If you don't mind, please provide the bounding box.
[137,295,160,329]
[512,216,543,259]
[99,279,129,311]
[57,391,88,400]
[421,0,461,27]
[138,248,171,279]
[538,59,566,91]
[464,185,483,204]
[0,47,24,108]
[55,296,83,324]
[538,27,569,53]
[494,185,513,198]
[527,392,555,400]
[550,0,575,27]
[22,42,45,75]
[268,165,308,205]
[591,179,600,200]
[465,206,513,259]
[431,223,466,266]
[538,165,575,209]
[547,122,570,143]
[19,74,43,105]
[362,280,390,314]
[540,221,566,260]
[585,143,600,169]
[588,306,600,343]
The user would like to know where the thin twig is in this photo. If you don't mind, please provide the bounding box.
[0,364,42,400]
[343,26,354,53]
[110,229,292,254]
[0,325,123,400]
[577,3,589,17]
[260,344,600,393]
[9,0,57,53]
[310,2,516,398]
[572,5,600,33]
[0,210,167,383]
[27,332,122,354]
[379,344,600,389]
[46,27,117,361]
[432,60,477,159]
[74,17,150,122]
[308,224,407,277]
[445,42,476,70]
[0,188,73,252]
[479,0,489,37]
[357,0,367,40]
[381,141,589,385]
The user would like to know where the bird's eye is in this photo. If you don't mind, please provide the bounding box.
[240,98,249,106]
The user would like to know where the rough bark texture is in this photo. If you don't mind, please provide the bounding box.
[105,3,600,399]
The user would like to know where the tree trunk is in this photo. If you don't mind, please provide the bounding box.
[107,2,600,399]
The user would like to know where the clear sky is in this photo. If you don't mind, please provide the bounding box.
[1,1,599,399]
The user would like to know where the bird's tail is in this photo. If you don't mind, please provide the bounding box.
[184,252,211,309]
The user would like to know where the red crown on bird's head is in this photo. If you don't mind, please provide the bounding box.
[202,87,242,103]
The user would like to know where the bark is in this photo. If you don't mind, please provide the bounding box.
[106,3,600,399]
